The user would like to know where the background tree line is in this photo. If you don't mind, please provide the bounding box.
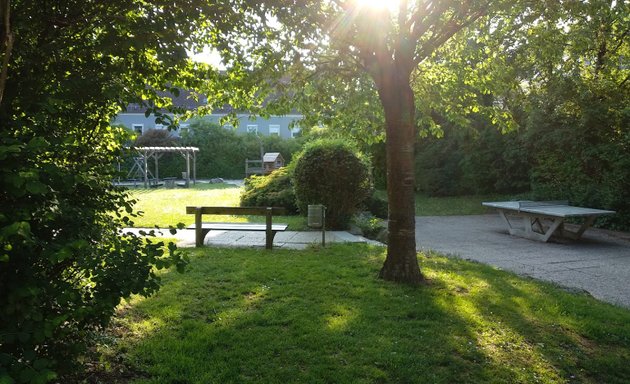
[127,119,304,179]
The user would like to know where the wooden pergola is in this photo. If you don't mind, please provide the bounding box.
[128,146,199,188]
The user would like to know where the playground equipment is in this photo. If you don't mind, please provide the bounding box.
[124,146,199,188]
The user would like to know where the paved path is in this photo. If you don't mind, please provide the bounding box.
[121,228,379,249]
[415,215,630,308]
[202,230,379,249]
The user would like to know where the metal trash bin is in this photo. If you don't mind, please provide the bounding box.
[308,205,324,228]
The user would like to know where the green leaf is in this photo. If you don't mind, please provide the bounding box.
[0,373,13,384]
[26,180,47,195]
[0,222,32,239]
[32,358,50,370]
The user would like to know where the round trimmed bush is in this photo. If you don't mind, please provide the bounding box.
[293,140,372,229]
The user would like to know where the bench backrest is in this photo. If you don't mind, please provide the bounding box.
[186,206,287,216]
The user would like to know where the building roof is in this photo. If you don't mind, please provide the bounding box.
[124,90,209,113]
[263,152,283,162]
[133,146,199,154]
[122,88,299,116]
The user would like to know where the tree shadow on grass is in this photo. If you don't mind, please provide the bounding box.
[103,245,630,384]
[425,252,630,384]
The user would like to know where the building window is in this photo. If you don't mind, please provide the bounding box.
[222,123,234,130]
[247,124,258,134]
[291,127,301,138]
[132,124,144,135]
[269,124,280,136]
[154,124,164,130]
[179,123,190,135]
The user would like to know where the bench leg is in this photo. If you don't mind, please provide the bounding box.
[266,207,273,250]
[266,231,278,250]
[195,208,203,247]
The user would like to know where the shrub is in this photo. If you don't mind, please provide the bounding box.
[240,168,298,214]
[292,140,372,229]
[184,120,260,178]
[134,129,179,147]
[364,194,389,219]
[352,212,386,239]
[178,119,305,179]
[0,130,188,382]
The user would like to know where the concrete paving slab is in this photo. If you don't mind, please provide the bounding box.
[198,230,378,249]
[415,215,630,308]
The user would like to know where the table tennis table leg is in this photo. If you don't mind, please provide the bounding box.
[538,217,564,242]
[561,215,596,240]
[497,210,516,234]
[501,211,564,242]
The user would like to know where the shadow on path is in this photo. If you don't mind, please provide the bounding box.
[415,215,630,308]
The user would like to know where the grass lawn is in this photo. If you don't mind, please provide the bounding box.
[126,183,306,230]
[372,190,512,216]
[101,244,630,383]
[129,184,509,233]
[414,194,513,216]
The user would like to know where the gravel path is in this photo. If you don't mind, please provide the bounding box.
[415,214,630,308]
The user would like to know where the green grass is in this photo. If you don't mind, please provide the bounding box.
[373,190,512,216]
[128,184,511,232]
[415,193,513,216]
[102,245,630,383]
[127,183,306,230]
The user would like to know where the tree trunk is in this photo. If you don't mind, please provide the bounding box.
[375,65,423,285]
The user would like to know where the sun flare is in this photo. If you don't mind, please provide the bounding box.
[356,0,400,13]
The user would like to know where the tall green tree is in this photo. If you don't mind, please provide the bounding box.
[259,1,508,284]
[252,0,628,282]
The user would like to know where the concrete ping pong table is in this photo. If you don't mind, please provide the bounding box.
[482,200,616,242]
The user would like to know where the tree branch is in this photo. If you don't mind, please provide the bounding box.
[409,0,444,43]
[413,6,487,65]
[619,72,630,89]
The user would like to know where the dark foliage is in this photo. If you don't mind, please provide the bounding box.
[292,140,372,229]
[414,122,530,197]
[134,129,180,147]
[364,194,389,219]
[164,119,305,179]
[524,77,630,231]
[0,1,195,381]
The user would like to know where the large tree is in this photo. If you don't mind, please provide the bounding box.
[264,1,500,284]
[253,0,626,284]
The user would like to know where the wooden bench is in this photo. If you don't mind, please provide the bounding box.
[186,206,288,249]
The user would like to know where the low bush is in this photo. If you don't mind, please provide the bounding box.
[364,194,388,219]
[240,168,298,214]
[134,129,179,147]
[293,139,372,229]
[352,212,386,239]
[0,130,188,383]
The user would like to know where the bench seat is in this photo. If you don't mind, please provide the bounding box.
[186,223,288,232]
[186,206,288,249]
